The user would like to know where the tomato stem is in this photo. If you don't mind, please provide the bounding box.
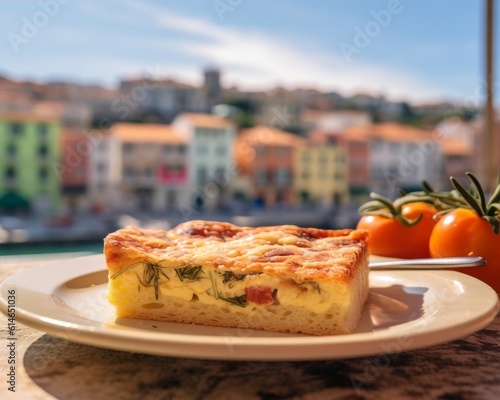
[487,182,500,213]
[447,172,500,234]
[358,192,429,227]
[466,172,487,213]
[450,177,485,217]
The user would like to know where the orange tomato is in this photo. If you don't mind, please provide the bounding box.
[430,208,500,293]
[357,202,438,259]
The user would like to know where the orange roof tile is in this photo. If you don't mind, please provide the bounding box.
[238,125,307,147]
[178,113,234,129]
[0,110,58,122]
[441,137,473,156]
[235,126,306,175]
[341,123,433,142]
[111,123,186,144]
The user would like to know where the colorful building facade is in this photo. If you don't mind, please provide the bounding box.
[340,123,443,197]
[173,113,236,210]
[0,113,60,213]
[295,133,349,207]
[236,125,306,207]
[88,123,189,211]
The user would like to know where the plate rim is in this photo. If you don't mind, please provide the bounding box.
[1,254,498,361]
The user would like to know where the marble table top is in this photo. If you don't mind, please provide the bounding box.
[0,253,499,400]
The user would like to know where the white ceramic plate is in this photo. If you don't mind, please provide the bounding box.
[0,254,498,361]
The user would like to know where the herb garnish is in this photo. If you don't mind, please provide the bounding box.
[175,266,204,282]
[220,270,247,285]
[209,271,248,307]
[110,260,170,300]
[314,283,321,295]
[221,294,248,307]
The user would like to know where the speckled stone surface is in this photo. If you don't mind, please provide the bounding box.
[1,256,499,400]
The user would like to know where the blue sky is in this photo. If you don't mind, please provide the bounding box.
[0,0,489,103]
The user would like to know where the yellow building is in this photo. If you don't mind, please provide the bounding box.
[295,134,349,207]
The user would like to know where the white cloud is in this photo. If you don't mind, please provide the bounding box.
[89,0,461,102]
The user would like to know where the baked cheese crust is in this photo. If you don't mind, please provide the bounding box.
[104,220,369,335]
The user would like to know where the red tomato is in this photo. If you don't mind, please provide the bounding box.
[357,202,438,259]
[430,208,500,293]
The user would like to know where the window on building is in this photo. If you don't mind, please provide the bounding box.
[124,167,135,178]
[197,167,207,185]
[123,143,135,153]
[97,162,106,173]
[336,152,345,163]
[197,128,207,138]
[38,145,48,158]
[178,144,187,155]
[9,123,23,136]
[207,129,222,139]
[275,168,291,187]
[216,146,226,156]
[144,167,154,177]
[38,123,49,137]
[7,144,16,158]
[39,167,48,181]
[197,145,207,155]
[255,168,267,185]
[215,167,229,185]
[216,130,225,139]
[166,190,177,208]
[5,166,16,180]
[319,150,328,165]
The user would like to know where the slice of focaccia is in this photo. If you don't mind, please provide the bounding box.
[104,220,369,336]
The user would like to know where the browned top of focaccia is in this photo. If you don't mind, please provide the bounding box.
[103,220,368,283]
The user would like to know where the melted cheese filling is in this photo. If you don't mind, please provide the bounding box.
[109,265,348,315]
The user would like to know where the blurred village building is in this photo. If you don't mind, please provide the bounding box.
[0,69,491,217]
[339,123,443,197]
[0,111,60,214]
[88,113,236,213]
[235,126,307,207]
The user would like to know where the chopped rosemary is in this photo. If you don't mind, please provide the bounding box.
[220,294,248,307]
[110,260,170,300]
[209,270,220,299]
[220,271,247,284]
[314,283,321,295]
[175,265,204,282]
[209,271,248,308]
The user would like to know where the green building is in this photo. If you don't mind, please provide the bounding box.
[0,115,61,214]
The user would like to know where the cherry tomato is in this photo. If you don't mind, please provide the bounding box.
[430,208,500,293]
[357,202,438,259]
